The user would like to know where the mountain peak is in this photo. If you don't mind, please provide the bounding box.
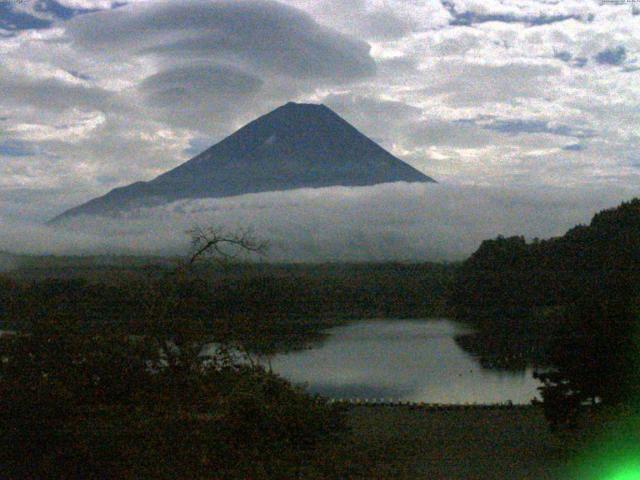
[282,101,326,108]
[284,101,314,107]
[269,101,336,120]
[52,102,435,222]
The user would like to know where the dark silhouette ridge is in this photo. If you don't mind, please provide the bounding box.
[51,102,435,222]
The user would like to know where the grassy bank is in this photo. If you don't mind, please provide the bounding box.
[343,405,600,480]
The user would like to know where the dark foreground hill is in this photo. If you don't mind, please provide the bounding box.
[450,198,640,406]
[450,197,640,317]
[52,102,434,222]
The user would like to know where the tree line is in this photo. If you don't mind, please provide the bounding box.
[449,198,640,427]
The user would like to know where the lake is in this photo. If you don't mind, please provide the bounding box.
[265,319,542,404]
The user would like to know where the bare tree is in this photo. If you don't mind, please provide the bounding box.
[186,225,268,267]
[131,224,268,373]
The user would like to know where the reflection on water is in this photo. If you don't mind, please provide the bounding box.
[267,319,542,404]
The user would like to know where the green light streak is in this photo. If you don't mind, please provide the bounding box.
[563,315,640,480]
[562,407,640,480]
[607,462,640,480]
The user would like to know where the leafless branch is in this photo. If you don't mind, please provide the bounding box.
[186,225,268,266]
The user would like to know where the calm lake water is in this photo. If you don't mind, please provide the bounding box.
[2,320,541,404]
[266,319,542,404]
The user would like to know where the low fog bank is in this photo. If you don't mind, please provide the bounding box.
[1,183,636,262]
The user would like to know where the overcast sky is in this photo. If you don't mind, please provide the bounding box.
[1,0,638,259]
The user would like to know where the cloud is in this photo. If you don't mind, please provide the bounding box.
[480,118,594,139]
[553,50,572,62]
[422,62,560,107]
[136,63,268,133]
[56,0,126,8]
[407,118,494,149]
[140,64,263,109]
[562,143,585,152]
[0,2,52,31]
[441,0,591,27]
[1,183,634,262]
[0,65,113,114]
[572,57,588,68]
[183,137,215,158]
[354,8,413,40]
[281,0,450,39]
[67,0,376,82]
[1,0,640,232]
[321,93,422,147]
[55,0,377,134]
[595,45,627,65]
[552,50,588,68]
[0,139,38,157]
[0,0,106,32]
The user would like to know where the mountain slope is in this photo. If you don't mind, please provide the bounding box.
[52,102,435,222]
